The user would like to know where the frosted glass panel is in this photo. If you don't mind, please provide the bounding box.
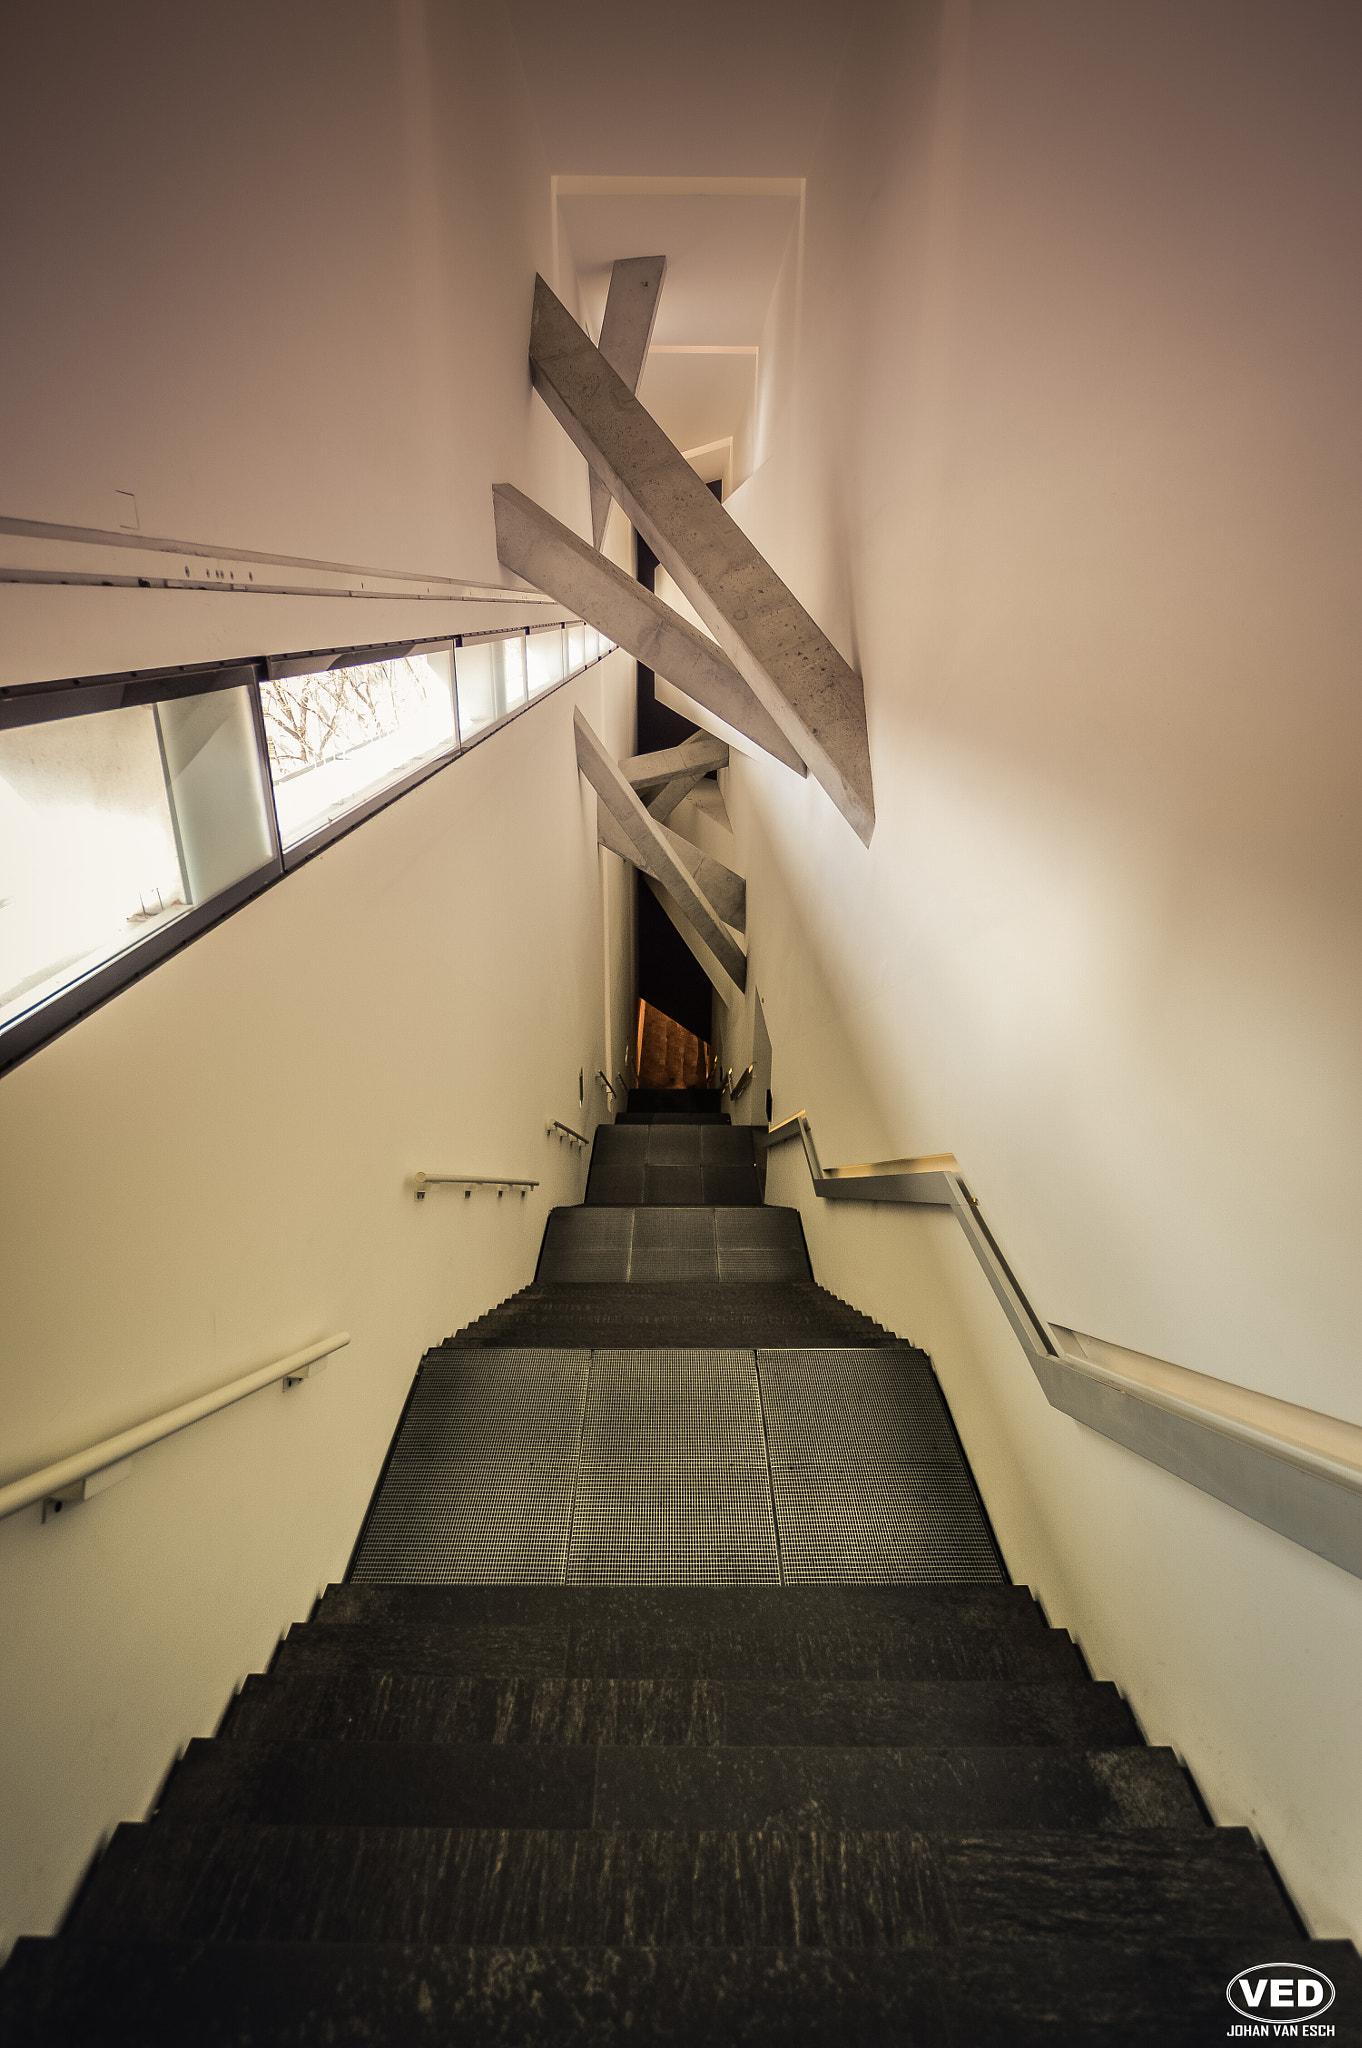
[263,649,456,849]
[0,685,271,1033]
[157,688,274,900]
[527,626,566,698]
[455,636,527,739]
[566,624,586,673]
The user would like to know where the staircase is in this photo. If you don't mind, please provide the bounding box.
[2,1095,1356,2043]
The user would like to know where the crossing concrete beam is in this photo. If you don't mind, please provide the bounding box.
[589,255,666,550]
[596,802,746,933]
[622,733,728,791]
[574,708,746,994]
[622,731,728,823]
[493,483,804,775]
[530,274,875,845]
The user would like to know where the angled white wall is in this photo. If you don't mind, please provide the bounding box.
[0,0,639,1957]
[0,650,634,1956]
[717,0,1362,1939]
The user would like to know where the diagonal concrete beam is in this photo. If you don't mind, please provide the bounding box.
[575,708,746,993]
[647,769,708,823]
[622,733,728,792]
[596,803,746,933]
[493,483,804,775]
[530,275,875,845]
[623,731,726,823]
[590,255,666,550]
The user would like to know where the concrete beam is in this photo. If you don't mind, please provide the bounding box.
[622,733,728,792]
[597,803,746,933]
[590,255,666,550]
[623,731,727,823]
[647,769,708,823]
[574,708,746,993]
[530,275,875,845]
[493,483,805,775]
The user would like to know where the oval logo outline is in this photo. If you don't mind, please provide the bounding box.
[1226,1961,1336,2019]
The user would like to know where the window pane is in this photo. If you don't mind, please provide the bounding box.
[0,683,272,1033]
[526,625,565,698]
[584,625,600,663]
[263,649,455,850]
[498,634,527,714]
[566,623,586,673]
[157,688,275,900]
[454,639,496,738]
[454,636,526,739]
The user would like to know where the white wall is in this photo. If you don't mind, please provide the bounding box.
[0,0,641,1956]
[0,0,586,582]
[0,649,633,1955]
[719,0,1362,1938]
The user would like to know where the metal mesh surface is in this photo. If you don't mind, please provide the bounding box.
[352,1338,1000,1586]
[538,1208,634,1281]
[397,1352,589,1454]
[351,1455,577,1583]
[566,1508,781,1585]
[581,1350,765,1458]
[759,1349,955,1460]
[644,1164,706,1204]
[575,1459,772,1509]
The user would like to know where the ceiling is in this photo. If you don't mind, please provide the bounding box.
[502,2,860,178]
[561,192,799,348]
[504,2,858,480]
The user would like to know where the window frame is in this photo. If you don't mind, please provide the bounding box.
[0,622,616,1076]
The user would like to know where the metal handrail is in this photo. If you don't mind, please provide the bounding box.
[730,1063,754,1102]
[761,1112,1054,1358]
[414,1173,537,1200]
[547,1120,590,1148]
[760,1110,1362,1505]
[596,1071,616,1103]
[0,1333,350,1524]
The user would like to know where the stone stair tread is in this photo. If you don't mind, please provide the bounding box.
[315,1581,1043,1629]
[8,1937,1361,2048]
[272,1616,1088,1684]
[222,1669,1143,1750]
[537,1208,812,1285]
[444,1281,898,1348]
[65,1822,1299,1949]
[156,1737,1201,1833]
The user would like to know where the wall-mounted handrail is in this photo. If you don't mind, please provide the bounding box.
[730,1063,754,1102]
[414,1173,537,1201]
[547,1120,590,1148]
[761,1110,1362,1576]
[0,1333,350,1525]
[596,1071,617,1103]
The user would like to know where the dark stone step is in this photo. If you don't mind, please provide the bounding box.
[274,1617,1089,1685]
[587,1124,763,1206]
[9,1937,1361,2048]
[316,1582,1043,1633]
[626,1089,723,1115]
[223,1670,1142,1751]
[65,1822,1298,1949]
[157,1739,1200,1834]
[536,1208,811,1284]
[615,1112,731,1123]
[446,1282,897,1349]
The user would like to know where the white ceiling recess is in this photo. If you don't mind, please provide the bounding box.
[553,178,799,488]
